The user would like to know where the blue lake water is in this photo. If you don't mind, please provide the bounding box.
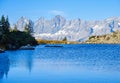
[0,44,120,83]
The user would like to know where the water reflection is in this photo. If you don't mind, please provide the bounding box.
[25,51,33,72]
[0,50,34,80]
[0,44,120,83]
[7,50,34,72]
[0,54,10,79]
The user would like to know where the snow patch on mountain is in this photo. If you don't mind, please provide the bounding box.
[16,16,34,32]
[16,16,120,41]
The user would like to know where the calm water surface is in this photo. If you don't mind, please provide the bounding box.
[0,44,120,83]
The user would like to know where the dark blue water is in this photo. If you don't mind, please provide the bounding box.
[0,44,120,83]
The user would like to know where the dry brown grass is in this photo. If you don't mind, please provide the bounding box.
[86,31,120,44]
[37,39,80,44]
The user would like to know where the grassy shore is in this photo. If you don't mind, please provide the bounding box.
[37,39,81,44]
[37,30,120,44]
[86,31,120,44]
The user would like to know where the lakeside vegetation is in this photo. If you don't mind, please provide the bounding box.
[37,39,80,44]
[0,15,37,50]
[37,31,120,44]
[86,31,120,44]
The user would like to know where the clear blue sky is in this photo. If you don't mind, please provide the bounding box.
[0,0,120,24]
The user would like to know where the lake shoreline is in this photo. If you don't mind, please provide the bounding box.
[1,41,120,53]
[37,39,120,44]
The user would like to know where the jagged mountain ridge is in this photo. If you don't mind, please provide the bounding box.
[16,15,120,41]
[34,15,66,34]
[16,16,34,32]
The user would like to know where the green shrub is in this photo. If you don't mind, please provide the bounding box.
[62,37,67,41]
[5,31,37,49]
[89,36,96,40]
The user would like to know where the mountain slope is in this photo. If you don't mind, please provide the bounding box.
[16,16,34,32]
[16,16,120,41]
[34,15,66,34]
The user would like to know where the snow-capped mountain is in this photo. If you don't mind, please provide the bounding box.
[16,16,34,32]
[16,16,120,41]
[34,15,66,34]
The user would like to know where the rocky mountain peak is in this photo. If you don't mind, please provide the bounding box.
[16,16,34,32]
[15,15,120,41]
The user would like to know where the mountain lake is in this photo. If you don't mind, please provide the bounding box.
[0,44,120,83]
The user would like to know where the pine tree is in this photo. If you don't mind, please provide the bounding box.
[0,20,2,39]
[0,15,10,34]
[1,15,5,24]
[28,22,33,33]
[0,15,10,44]
[24,24,29,33]
[13,24,18,31]
[62,37,67,41]
[5,16,10,33]
[24,22,33,34]
[0,15,5,34]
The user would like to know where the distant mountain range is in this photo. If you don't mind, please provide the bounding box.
[15,15,120,41]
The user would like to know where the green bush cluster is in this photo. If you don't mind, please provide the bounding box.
[89,36,96,40]
[6,31,37,49]
[62,37,67,41]
[0,15,37,50]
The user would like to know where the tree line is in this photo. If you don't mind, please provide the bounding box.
[0,15,37,50]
